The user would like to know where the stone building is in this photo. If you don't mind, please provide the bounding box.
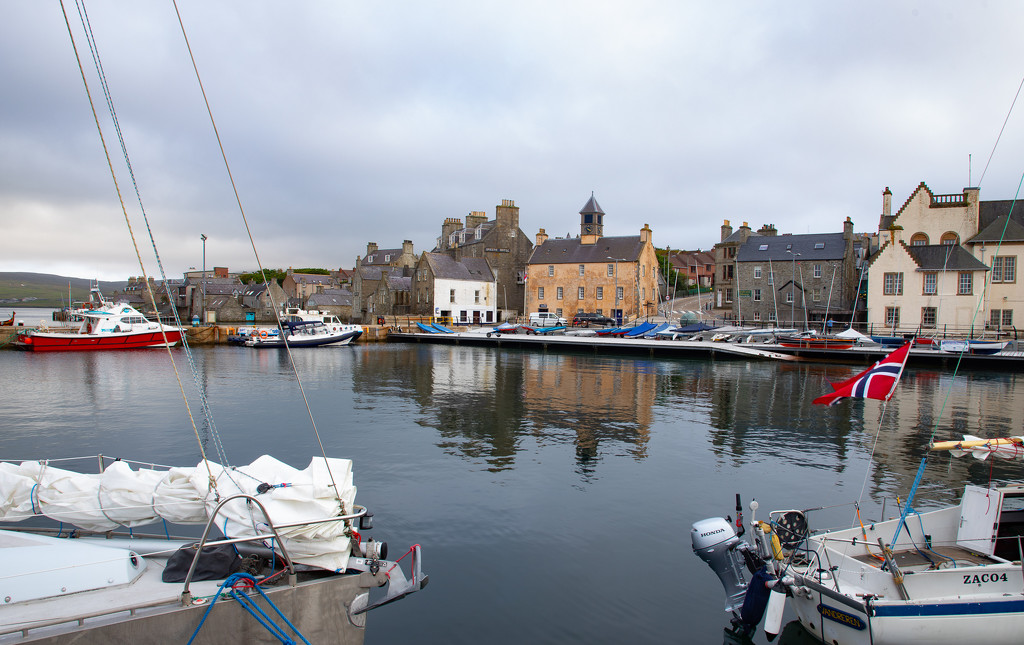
[525,195,660,324]
[867,183,1021,334]
[306,288,355,320]
[433,199,533,316]
[352,240,418,323]
[731,219,861,327]
[282,269,337,302]
[413,253,496,325]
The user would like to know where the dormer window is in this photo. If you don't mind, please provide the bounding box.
[758,244,768,251]
[814,243,825,249]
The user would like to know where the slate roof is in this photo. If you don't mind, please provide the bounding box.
[424,253,494,281]
[967,203,1024,243]
[307,292,353,307]
[362,249,404,266]
[385,275,412,292]
[357,265,403,281]
[735,233,846,262]
[579,194,604,215]
[905,244,990,271]
[528,235,643,264]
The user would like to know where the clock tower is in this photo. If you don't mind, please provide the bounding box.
[579,192,605,239]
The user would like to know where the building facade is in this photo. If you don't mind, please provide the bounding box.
[434,199,533,316]
[867,183,1021,334]
[352,240,418,323]
[413,253,496,324]
[525,195,660,323]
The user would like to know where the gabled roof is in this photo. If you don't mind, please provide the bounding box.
[968,207,1024,243]
[424,253,494,281]
[385,275,412,291]
[288,273,332,284]
[736,233,847,262]
[307,292,353,307]
[357,265,403,281]
[904,244,990,271]
[528,235,643,264]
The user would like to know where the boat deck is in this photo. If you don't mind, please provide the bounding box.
[852,544,1002,570]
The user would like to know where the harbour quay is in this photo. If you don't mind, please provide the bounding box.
[388,329,1024,370]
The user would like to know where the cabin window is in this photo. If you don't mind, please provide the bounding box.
[958,272,972,295]
[921,307,937,328]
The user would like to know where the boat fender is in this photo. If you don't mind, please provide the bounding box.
[763,580,787,641]
[758,521,784,560]
[259,330,268,339]
[738,566,775,632]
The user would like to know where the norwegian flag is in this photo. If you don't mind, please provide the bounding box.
[813,342,912,406]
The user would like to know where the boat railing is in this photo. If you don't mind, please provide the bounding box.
[180,493,367,605]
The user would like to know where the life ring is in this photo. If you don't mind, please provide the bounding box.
[259,330,268,339]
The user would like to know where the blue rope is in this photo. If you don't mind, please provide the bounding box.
[186,573,311,645]
[890,456,928,548]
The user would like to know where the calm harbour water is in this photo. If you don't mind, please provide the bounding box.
[2,320,1022,644]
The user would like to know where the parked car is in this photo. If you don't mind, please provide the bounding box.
[528,311,567,326]
[572,313,614,327]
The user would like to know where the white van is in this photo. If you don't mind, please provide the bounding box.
[529,311,567,326]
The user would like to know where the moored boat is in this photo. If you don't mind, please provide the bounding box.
[15,290,183,352]
[776,334,855,349]
[245,319,361,347]
[939,338,1008,355]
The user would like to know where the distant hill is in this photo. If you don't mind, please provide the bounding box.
[0,272,129,307]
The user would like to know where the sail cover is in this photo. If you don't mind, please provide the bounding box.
[0,455,357,570]
[933,435,1024,460]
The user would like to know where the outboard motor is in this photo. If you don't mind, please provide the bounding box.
[691,517,757,615]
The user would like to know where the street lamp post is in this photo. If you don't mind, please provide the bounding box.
[787,249,800,328]
[200,234,207,324]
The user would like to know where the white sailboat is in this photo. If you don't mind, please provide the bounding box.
[0,3,425,642]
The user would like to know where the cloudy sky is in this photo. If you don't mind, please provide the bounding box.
[2,1,1023,281]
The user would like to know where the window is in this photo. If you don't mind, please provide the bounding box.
[958,272,972,295]
[758,244,768,251]
[538,287,544,299]
[607,264,614,276]
[992,256,1017,283]
[596,286,603,300]
[578,286,585,299]
[753,312,761,322]
[754,266,762,279]
[725,288,733,303]
[753,288,762,301]
[556,287,563,300]
[767,271,774,286]
[579,264,585,277]
[911,233,929,246]
[814,242,825,249]
[450,289,456,303]
[786,292,793,304]
[768,312,776,322]
[990,309,1014,328]
[555,308,564,318]
[885,306,900,327]
[616,286,623,301]
[813,264,822,279]
[923,272,937,295]
[921,307,937,328]
[548,265,554,277]
[812,288,821,302]
[883,272,903,296]
[941,232,960,245]
[474,290,480,304]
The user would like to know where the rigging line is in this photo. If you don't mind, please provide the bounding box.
[170,0,344,507]
[73,2,232,473]
[978,72,1024,188]
[60,0,217,490]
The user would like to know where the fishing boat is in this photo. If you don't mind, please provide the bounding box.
[939,338,1008,355]
[15,287,183,352]
[0,6,426,643]
[692,342,1024,643]
[0,312,14,326]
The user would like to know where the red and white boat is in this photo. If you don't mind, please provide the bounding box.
[16,289,183,352]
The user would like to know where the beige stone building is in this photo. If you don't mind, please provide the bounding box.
[525,195,660,323]
[868,183,1021,335]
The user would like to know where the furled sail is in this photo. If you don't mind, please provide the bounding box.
[931,435,1024,460]
[0,455,357,570]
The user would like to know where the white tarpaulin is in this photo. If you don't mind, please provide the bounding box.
[0,455,358,571]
